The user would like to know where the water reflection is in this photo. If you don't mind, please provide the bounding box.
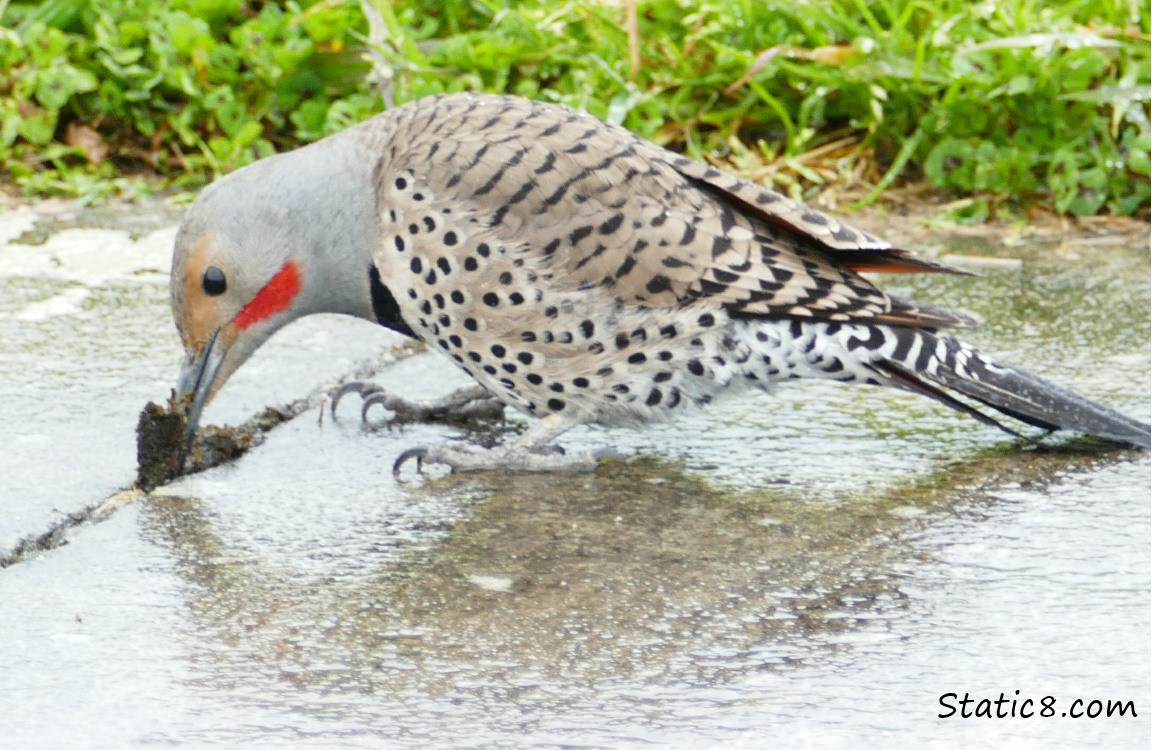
[140,443,1143,746]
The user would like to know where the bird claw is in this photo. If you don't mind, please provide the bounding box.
[331,381,384,419]
[361,391,392,423]
[391,441,615,478]
[330,381,506,426]
[392,446,428,478]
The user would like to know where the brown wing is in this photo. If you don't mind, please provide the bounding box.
[381,94,970,329]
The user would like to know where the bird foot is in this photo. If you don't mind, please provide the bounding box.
[331,382,506,425]
[393,442,620,477]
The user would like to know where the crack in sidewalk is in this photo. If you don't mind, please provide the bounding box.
[0,346,417,570]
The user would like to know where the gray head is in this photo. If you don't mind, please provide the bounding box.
[170,130,380,455]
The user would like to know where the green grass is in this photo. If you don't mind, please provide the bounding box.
[1,0,1148,218]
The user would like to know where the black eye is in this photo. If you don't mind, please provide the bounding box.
[202,266,227,296]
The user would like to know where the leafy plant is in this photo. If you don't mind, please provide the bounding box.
[0,0,1148,217]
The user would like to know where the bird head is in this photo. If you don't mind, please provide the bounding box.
[170,134,380,464]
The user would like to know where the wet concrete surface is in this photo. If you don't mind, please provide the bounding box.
[0,198,1148,748]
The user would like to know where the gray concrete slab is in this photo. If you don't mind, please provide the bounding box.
[0,199,1148,748]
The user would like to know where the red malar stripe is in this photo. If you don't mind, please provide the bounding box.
[233,261,302,331]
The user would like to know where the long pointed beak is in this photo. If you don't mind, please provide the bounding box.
[175,328,227,470]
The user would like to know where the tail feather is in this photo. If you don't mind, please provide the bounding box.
[881,329,1150,449]
[873,360,1036,440]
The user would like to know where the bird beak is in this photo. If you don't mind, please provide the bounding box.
[175,327,228,470]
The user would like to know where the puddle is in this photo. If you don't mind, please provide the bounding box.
[0,200,1147,748]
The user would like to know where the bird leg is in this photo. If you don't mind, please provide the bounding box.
[393,414,618,476]
[331,382,506,425]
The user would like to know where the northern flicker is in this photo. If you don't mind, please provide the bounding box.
[170,93,1150,474]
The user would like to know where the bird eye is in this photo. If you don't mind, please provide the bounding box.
[202,266,227,296]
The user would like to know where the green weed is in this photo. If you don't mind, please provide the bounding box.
[0,0,1148,216]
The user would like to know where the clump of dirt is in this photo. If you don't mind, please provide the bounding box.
[135,393,259,491]
[135,398,185,491]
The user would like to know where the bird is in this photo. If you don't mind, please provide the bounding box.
[169,92,1150,474]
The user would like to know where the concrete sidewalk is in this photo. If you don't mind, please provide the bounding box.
[0,198,1148,749]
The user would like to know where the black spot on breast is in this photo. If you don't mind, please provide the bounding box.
[464,257,479,272]
[646,275,672,295]
[483,293,500,307]
[527,373,544,385]
[569,225,593,245]
[598,214,624,235]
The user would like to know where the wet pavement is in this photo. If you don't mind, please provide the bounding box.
[0,198,1148,748]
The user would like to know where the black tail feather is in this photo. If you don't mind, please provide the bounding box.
[873,360,1034,440]
[882,331,1150,449]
